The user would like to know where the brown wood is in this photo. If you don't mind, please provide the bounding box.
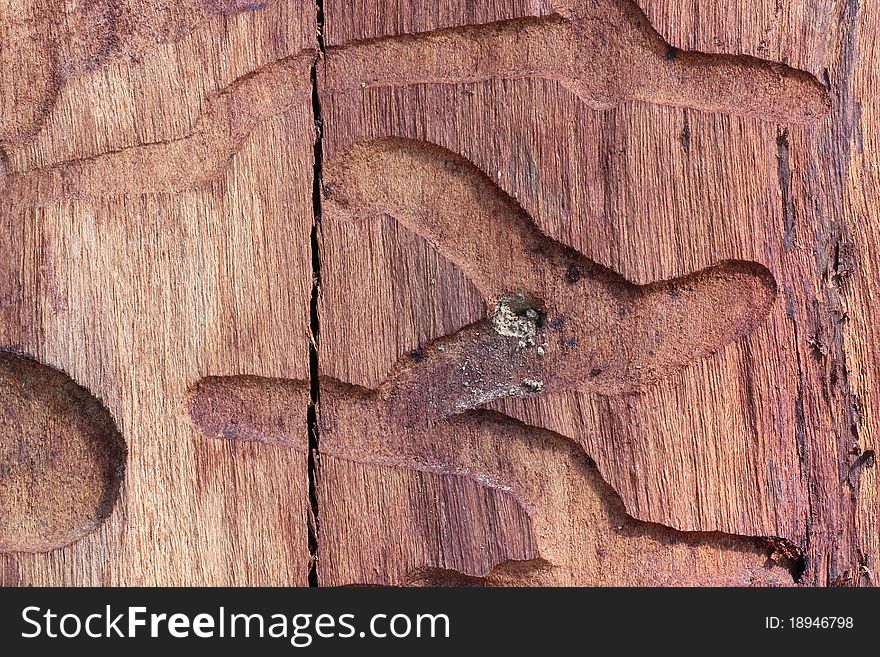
[0,0,876,587]
[0,0,315,585]
[0,353,125,554]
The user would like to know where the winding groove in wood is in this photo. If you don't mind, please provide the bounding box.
[186,375,798,585]
[184,134,790,582]
[0,1,826,202]
[0,0,277,148]
[322,0,829,125]
[1,54,314,204]
[324,138,778,421]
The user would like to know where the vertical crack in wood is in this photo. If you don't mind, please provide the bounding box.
[800,0,867,586]
[776,128,794,253]
[820,0,864,587]
[307,0,326,588]
[784,286,811,583]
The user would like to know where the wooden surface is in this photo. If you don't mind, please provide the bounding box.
[0,0,876,586]
[0,1,315,585]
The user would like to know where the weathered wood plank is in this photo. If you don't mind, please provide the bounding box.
[0,3,316,586]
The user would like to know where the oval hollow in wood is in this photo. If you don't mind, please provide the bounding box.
[0,353,126,553]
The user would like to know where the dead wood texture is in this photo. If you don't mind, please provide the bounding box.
[0,0,876,587]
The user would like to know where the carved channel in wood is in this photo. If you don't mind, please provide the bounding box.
[323,0,829,125]
[324,138,778,421]
[187,376,799,585]
[1,53,314,204]
[0,0,273,147]
[1,1,827,201]
[0,353,126,553]
[183,134,788,582]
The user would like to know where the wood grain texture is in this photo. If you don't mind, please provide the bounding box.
[0,0,876,587]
